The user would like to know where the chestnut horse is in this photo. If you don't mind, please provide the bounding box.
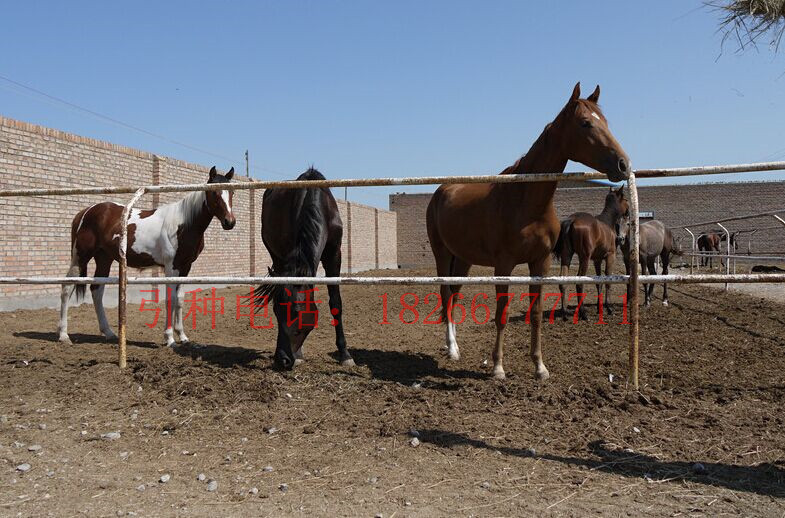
[426,83,630,380]
[554,186,629,321]
[256,168,352,370]
[697,231,737,267]
[58,166,236,346]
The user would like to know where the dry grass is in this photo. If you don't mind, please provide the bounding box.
[708,0,785,51]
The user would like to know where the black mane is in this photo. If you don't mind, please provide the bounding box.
[255,168,327,301]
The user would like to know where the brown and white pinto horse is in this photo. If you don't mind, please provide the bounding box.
[555,186,629,321]
[57,166,236,346]
[426,83,630,380]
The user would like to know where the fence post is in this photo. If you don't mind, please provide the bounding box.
[346,201,352,274]
[627,173,640,391]
[717,223,730,291]
[249,183,256,276]
[118,187,147,369]
[684,227,695,274]
[374,208,379,270]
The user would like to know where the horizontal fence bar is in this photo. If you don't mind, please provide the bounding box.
[682,253,785,261]
[0,275,629,286]
[673,208,785,230]
[2,161,785,198]
[3,273,785,286]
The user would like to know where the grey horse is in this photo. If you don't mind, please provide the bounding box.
[621,220,682,306]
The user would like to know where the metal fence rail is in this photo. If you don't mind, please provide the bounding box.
[2,160,785,390]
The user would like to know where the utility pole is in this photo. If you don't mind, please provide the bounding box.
[247,150,256,276]
[344,186,348,201]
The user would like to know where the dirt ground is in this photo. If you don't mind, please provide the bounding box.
[1,267,784,517]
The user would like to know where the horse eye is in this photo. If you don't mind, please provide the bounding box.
[580,119,592,128]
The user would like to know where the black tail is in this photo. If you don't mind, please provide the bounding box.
[552,219,573,259]
[68,215,88,303]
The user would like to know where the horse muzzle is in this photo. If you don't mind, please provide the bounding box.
[605,155,630,183]
[222,217,236,230]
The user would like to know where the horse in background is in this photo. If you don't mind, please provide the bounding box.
[58,166,236,346]
[256,168,352,370]
[697,231,738,267]
[554,186,629,321]
[622,219,681,306]
[426,82,630,380]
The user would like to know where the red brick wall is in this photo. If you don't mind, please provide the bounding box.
[390,181,785,268]
[0,115,397,308]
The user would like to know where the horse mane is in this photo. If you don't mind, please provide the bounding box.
[179,191,208,228]
[255,168,327,300]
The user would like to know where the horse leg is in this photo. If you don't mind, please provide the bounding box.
[91,251,117,341]
[559,251,573,322]
[646,256,657,305]
[322,246,353,366]
[491,263,513,380]
[442,258,470,361]
[58,247,89,344]
[593,259,603,316]
[576,255,589,321]
[661,251,670,306]
[529,257,550,381]
[604,256,615,315]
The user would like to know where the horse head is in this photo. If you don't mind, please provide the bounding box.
[206,166,236,230]
[554,83,631,183]
[605,186,629,247]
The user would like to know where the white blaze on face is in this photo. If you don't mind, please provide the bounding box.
[591,112,601,121]
[219,190,233,217]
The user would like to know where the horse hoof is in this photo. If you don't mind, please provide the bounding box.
[165,340,176,348]
[293,358,305,366]
[103,331,118,342]
[58,335,72,345]
[662,300,669,307]
[447,351,460,361]
[340,358,356,368]
[535,367,550,381]
[492,367,506,380]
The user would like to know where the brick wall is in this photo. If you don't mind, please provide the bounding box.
[0,115,397,309]
[390,181,785,268]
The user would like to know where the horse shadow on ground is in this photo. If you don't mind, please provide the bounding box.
[418,429,785,498]
[348,348,487,388]
[14,331,156,349]
[172,341,265,369]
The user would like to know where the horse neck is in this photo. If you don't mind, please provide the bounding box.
[501,126,567,206]
[175,191,213,236]
[597,200,622,229]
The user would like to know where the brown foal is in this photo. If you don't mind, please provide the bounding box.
[426,83,630,380]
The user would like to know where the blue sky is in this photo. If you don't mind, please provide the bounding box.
[2,1,784,207]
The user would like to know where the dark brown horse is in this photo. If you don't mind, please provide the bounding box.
[426,83,630,380]
[58,166,236,346]
[554,186,629,321]
[621,219,681,306]
[256,168,352,370]
[697,231,738,267]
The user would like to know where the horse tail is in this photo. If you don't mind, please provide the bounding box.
[553,219,573,260]
[69,209,88,303]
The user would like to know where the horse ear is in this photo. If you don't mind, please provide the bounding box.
[209,166,217,180]
[587,85,600,104]
[616,186,624,196]
[226,167,234,180]
[570,82,581,102]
